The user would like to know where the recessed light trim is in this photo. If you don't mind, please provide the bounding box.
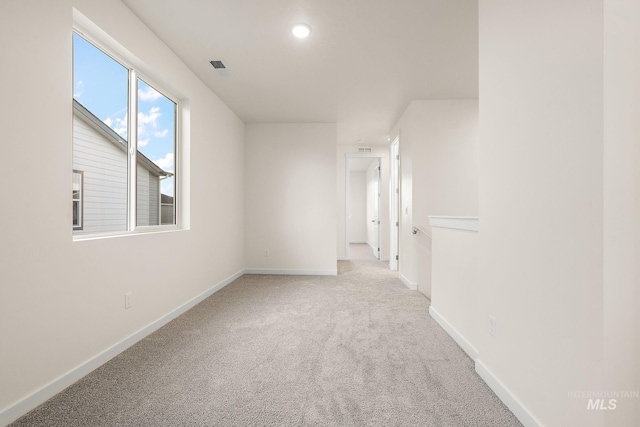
[291,23,311,38]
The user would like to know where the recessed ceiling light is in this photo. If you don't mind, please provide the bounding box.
[291,23,311,38]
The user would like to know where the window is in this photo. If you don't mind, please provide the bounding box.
[72,31,177,236]
[136,79,176,227]
[72,170,83,230]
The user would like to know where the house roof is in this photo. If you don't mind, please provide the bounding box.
[73,99,173,178]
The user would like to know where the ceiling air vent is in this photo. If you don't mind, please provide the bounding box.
[357,147,372,153]
[210,60,226,69]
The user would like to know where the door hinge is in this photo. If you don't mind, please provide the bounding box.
[396,155,399,160]
[396,221,399,227]
[377,248,380,252]
[396,188,399,194]
[396,255,399,261]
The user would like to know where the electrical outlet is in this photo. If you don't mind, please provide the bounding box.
[489,315,496,336]
[125,292,132,309]
[264,250,269,257]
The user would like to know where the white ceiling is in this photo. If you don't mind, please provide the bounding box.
[121,0,478,145]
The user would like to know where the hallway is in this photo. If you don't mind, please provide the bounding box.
[349,243,379,261]
[12,261,521,426]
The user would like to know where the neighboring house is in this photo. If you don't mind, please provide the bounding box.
[160,193,174,225]
[72,99,173,234]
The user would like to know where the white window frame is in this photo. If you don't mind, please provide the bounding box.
[72,21,181,240]
[130,75,179,230]
[73,170,83,230]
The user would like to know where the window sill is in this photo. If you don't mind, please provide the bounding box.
[73,225,185,242]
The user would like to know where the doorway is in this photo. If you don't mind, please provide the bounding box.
[345,155,382,261]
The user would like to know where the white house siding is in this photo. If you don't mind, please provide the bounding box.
[136,166,159,226]
[161,199,174,225]
[73,114,161,233]
[148,174,159,225]
[72,116,128,235]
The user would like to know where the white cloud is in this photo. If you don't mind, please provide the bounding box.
[153,152,174,171]
[136,107,169,148]
[138,86,162,102]
[103,113,128,139]
[74,80,83,98]
[102,107,166,148]
[138,107,161,126]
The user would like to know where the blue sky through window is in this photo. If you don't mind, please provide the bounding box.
[137,79,175,198]
[73,33,175,197]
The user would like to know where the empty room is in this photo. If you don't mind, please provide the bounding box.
[1,1,638,426]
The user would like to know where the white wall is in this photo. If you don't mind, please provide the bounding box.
[336,147,389,261]
[430,227,479,357]
[390,100,478,296]
[244,123,337,275]
[0,1,245,423]
[348,171,367,243]
[603,0,640,425]
[478,1,605,425]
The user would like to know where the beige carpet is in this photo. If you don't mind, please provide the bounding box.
[348,243,378,261]
[11,257,522,426]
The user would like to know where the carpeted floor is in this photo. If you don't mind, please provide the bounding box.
[348,243,378,261]
[11,249,522,426]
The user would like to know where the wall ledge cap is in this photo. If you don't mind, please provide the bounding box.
[428,216,479,232]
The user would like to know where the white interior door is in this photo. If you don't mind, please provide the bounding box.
[389,138,399,270]
[365,159,381,260]
[373,160,381,260]
[346,154,384,261]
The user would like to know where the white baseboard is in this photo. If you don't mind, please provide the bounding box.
[337,256,348,261]
[475,360,542,427]
[429,307,540,427]
[244,268,337,276]
[0,269,244,427]
[428,306,478,360]
[2,267,539,427]
[399,273,417,290]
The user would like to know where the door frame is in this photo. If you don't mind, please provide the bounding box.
[345,153,383,260]
[389,137,400,270]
